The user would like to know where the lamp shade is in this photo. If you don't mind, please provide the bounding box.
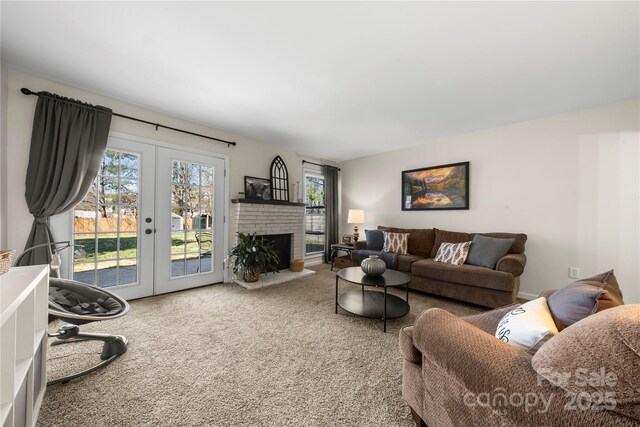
[347,209,365,224]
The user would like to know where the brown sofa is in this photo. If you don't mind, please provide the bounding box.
[352,227,527,308]
[400,292,640,426]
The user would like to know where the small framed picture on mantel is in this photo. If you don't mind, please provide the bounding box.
[244,176,272,201]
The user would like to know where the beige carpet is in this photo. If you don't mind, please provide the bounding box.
[38,264,485,427]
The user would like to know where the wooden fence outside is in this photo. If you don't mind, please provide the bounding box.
[74,216,197,233]
[74,217,138,233]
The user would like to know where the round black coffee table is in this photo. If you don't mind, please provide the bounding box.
[335,267,410,332]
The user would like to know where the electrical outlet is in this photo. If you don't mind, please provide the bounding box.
[568,267,580,279]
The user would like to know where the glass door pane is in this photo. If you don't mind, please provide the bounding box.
[155,148,224,295]
[170,161,214,278]
[73,149,141,288]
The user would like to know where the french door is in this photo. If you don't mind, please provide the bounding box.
[155,148,225,294]
[71,136,225,299]
[72,138,155,299]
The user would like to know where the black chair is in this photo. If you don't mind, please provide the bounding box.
[15,241,129,385]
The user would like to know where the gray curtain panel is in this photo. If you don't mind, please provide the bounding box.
[18,92,112,266]
[323,165,339,263]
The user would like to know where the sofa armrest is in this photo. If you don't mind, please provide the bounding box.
[412,308,631,425]
[399,325,421,363]
[413,309,552,418]
[414,309,531,379]
[495,253,526,277]
[354,240,367,250]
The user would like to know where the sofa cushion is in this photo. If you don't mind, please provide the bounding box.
[407,228,435,258]
[382,231,409,254]
[377,226,435,258]
[466,235,515,269]
[472,232,527,254]
[495,297,558,354]
[547,270,624,330]
[430,228,472,258]
[411,258,515,292]
[532,305,640,421]
[364,229,385,251]
[434,241,472,266]
[377,225,402,232]
[396,254,424,272]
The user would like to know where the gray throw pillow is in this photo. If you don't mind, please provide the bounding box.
[364,229,384,251]
[547,271,624,330]
[547,282,603,330]
[466,235,515,269]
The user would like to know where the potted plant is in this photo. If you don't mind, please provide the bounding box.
[228,232,280,282]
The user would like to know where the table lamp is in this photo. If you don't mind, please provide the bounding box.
[347,209,365,242]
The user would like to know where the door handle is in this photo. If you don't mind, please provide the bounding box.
[145,218,152,223]
[145,229,153,235]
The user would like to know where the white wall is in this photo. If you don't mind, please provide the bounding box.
[0,63,7,249]
[339,99,640,303]
[3,69,331,260]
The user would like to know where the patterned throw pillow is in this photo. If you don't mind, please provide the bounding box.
[382,231,409,255]
[434,241,472,266]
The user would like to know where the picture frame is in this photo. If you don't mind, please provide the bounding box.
[401,161,469,211]
[340,234,354,245]
[244,176,272,201]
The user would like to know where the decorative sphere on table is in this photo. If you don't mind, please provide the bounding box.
[361,255,386,276]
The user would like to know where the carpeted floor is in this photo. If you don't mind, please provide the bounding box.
[38,264,486,427]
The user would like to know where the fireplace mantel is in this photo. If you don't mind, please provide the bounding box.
[231,198,306,207]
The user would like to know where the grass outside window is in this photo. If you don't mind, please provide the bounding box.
[74,231,210,272]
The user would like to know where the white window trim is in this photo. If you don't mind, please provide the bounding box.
[303,168,325,257]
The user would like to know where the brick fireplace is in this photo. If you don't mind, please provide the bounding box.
[231,199,306,265]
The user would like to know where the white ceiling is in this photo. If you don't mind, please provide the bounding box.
[2,2,638,162]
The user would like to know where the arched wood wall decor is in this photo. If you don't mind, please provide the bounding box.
[270,156,290,201]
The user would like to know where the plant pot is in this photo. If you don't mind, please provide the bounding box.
[361,255,386,277]
[243,267,261,283]
[290,259,304,272]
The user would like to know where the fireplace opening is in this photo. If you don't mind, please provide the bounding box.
[260,233,292,271]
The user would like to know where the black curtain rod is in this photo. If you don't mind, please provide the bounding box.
[21,88,237,147]
[302,160,340,171]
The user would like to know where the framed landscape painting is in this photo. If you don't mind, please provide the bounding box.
[402,162,469,211]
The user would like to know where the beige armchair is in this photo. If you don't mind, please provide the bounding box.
[400,292,640,426]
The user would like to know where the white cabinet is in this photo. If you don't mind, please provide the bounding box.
[0,266,49,427]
